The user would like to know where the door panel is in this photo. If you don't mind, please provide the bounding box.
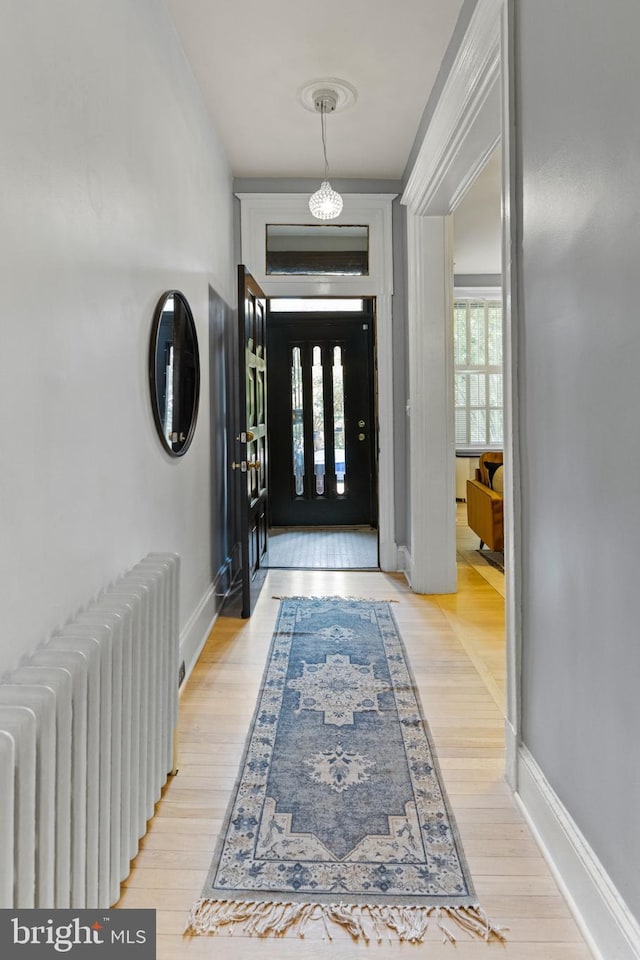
[235,266,269,617]
[268,314,377,526]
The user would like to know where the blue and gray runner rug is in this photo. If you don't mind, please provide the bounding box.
[186,597,505,943]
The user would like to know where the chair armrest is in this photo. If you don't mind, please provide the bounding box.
[466,479,504,551]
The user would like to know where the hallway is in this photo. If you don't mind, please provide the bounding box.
[117,557,593,959]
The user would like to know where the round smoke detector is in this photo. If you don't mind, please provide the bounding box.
[298,78,358,113]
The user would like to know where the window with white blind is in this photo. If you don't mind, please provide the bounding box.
[454,299,503,450]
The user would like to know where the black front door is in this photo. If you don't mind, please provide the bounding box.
[235,266,269,617]
[267,309,377,526]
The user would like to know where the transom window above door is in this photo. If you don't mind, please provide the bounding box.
[266,224,369,276]
[270,298,365,312]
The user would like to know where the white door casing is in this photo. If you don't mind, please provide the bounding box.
[401,0,520,782]
[236,193,398,572]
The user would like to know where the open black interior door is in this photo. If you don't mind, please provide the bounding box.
[234,266,269,617]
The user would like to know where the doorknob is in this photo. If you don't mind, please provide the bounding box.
[247,460,261,470]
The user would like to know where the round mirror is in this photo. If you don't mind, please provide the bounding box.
[149,290,200,456]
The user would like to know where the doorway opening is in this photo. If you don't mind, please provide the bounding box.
[266,297,379,570]
[451,145,505,595]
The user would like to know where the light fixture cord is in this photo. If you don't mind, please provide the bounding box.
[320,101,330,180]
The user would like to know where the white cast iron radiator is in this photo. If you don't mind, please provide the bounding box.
[0,552,180,910]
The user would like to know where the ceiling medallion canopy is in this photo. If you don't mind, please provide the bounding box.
[298,78,358,114]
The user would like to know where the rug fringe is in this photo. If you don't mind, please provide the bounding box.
[185,898,507,943]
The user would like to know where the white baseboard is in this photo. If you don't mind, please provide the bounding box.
[179,564,231,686]
[397,546,412,586]
[517,746,640,960]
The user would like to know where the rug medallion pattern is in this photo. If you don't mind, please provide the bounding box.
[187,597,504,942]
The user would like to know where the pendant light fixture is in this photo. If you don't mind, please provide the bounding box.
[308,89,343,220]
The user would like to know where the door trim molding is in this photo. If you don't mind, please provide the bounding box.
[400,0,518,713]
[405,212,457,593]
[401,0,506,597]
[402,0,502,216]
[236,193,398,571]
[236,193,396,299]
[375,292,395,570]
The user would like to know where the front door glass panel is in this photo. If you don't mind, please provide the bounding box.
[332,346,346,495]
[312,345,325,495]
[291,346,304,496]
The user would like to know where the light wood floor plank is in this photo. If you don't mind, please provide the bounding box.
[164,942,593,960]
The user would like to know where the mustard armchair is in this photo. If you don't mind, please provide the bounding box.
[466,452,504,551]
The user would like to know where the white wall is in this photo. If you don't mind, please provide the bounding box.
[516,0,640,921]
[0,0,235,670]
[452,147,501,275]
[455,457,478,500]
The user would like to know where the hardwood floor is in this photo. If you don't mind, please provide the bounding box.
[116,545,594,958]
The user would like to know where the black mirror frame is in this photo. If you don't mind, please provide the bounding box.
[149,290,200,457]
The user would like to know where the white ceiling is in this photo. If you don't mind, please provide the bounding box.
[166,1,501,275]
[166,0,464,179]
